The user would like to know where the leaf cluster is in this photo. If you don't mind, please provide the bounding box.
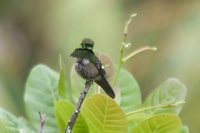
[0,62,189,133]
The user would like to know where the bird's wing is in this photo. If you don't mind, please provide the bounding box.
[95,75,115,98]
[90,51,115,98]
[92,54,115,98]
[92,55,106,75]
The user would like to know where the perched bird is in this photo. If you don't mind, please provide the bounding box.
[70,38,115,98]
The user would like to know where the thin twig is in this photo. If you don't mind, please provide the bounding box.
[123,46,157,62]
[39,112,46,133]
[112,14,137,86]
[65,80,92,133]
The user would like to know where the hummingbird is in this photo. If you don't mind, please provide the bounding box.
[70,38,115,98]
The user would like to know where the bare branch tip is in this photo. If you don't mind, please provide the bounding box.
[131,13,137,18]
[151,46,158,51]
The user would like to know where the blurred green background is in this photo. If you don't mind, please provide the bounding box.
[0,0,199,132]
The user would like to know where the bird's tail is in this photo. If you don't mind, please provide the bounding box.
[95,75,115,98]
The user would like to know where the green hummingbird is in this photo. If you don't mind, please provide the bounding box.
[70,38,115,98]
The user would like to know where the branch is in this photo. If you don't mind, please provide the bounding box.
[112,13,157,86]
[122,46,157,62]
[65,80,92,133]
[112,13,137,86]
[39,112,46,133]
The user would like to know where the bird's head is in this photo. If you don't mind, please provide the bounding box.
[81,38,94,50]
[71,38,94,58]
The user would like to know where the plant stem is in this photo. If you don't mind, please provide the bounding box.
[126,101,185,117]
[123,46,157,62]
[112,46,124,86]
[112,14,137,86]
[39,112,46,133]
[65,80,92,133]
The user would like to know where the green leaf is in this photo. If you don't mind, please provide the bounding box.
[58,68,68,99]
[0,120,9,133]
[180,126,190,133]
[0,108,19,133]
[118,68,142,113]
[17,117,36,133]
[131,114,182,133]
[58,55,68,99]
[126,112,151,131]
[24,64,59,133]
[144,78,187,114]
[54,100,89,133]
[0,108,35,133]
[82,94,128,133]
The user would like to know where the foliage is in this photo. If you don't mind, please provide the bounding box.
[0,63,189,133]
[81,94,128,133]
[118,68,142,113]
[24,65,59,133]
[131,114,182,133]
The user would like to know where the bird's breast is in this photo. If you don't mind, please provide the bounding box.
[75,60,99,80]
